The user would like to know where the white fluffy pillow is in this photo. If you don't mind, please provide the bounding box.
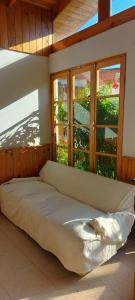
[90,211,135,244]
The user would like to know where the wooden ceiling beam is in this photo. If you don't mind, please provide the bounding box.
[51,6,135,54]
[8,0,17,7]
[98,0,111,22]
[21,0,53,9]
[52,0,72,20]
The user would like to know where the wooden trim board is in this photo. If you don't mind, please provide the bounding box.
[51,7,135,54]
[98,0,111,22]
[0,144,50,183]
[121,156,135,182]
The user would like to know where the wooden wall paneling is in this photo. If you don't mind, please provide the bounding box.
[29,5,37,54]
[22,3,30,53]
[121,156,135,182]
[41,9,49,56]
[7,4,16,50]
[0,149,14,183]
[0,0,52,56]
[15,3,23,52]
[13,147,23,178]
[35,6,43,56]
[0,1,134,56]
[21,0,56,10]
[39,9,53,56]
[9,0,17,8]
[47,11,53,53]
[0,145,50,183]
[0,1,8,49]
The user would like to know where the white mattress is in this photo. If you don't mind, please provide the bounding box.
[0,178,121,275]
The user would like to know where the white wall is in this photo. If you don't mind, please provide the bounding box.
[49,20,135,157]
[0,49,50,148]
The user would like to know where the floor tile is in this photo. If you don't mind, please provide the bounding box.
[0,284,11,300]
[0,213,134,300]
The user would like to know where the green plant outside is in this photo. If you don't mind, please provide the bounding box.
[56,146,68,165]
[56,82,119,179]
[56,102,68,123]
[96,156,117,179]
[74,151,89,171]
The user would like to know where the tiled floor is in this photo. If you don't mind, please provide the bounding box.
[0,213,134,300]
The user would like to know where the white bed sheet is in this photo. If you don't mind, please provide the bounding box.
[0,178,122,275]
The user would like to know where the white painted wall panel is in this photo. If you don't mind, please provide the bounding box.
[49,20,135,156]
[0,50,50,148]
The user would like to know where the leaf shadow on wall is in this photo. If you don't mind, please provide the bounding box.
[0,49,50,148]
[0,110,39,148]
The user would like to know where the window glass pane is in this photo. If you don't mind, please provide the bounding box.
[56,147,68,165]
[96,155,117,179]
[54,78,67,101]
[55,125,68,147]
[73,100,90,125]
[74,126,89,150]
[74,150,89,171]
[112,0,135,16]
[96,97,119,125]
[54,102,68,124]
[73,71,91,99]
[96,128,118,154]
[97,64,121,96]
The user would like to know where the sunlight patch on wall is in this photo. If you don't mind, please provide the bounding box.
[16,34,53,54]
[0,90,40,148]
[0,49,29,69]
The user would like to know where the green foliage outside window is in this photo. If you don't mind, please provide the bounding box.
[97,98,119,125]
[56,102,68,123]
[96,156,117,179]
[76,86,90,99]
[56,146,68,165]
[74,151,89,171]
[56,83,119,179]
[74,127,89,150]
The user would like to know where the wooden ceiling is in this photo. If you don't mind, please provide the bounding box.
[9,0,57,9]
[9,0,73,16]
[8,0,98,43]
[53,0,98,42]
[25,0,57,9]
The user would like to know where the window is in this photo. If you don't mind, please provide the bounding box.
[78,0,135,32]
[51,74,69,165]
[112,0,135,15]
[71,67,91,171]
[51,55,125,179]
[95,61,121,179]
[79,14,98,31]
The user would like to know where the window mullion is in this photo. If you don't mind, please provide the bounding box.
[90,63,96,172]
